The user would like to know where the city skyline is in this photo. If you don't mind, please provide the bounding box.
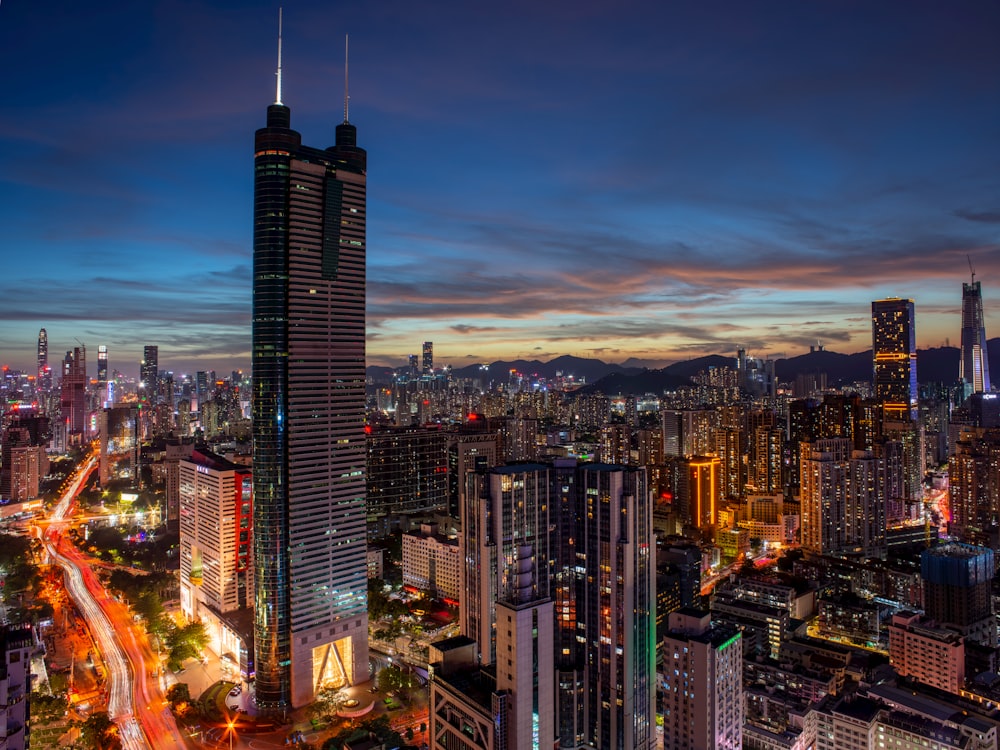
[2,1,999,375]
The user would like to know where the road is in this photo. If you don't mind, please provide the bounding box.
[40,451,185,750]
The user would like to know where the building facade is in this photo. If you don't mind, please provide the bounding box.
[0,624,32,750]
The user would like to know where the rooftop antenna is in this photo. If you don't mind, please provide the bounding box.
[968,254,976,284]
[274,8,284,105]
[344,34,350,123]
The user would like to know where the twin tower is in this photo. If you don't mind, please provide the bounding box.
[251,26,368,709]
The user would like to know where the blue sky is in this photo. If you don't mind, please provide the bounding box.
[1,1,998,378]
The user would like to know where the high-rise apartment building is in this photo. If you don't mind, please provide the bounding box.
[0,427,47,502]
[462,464,553,664]
[799,438,892,557]
[872,298,918,421]
[457,460,656,749]
[366,425,449,532]
[960,273,991,396]
[572,464,656,750]
[660,609,743,750]
[251,31,369,710]
[140,344,158,398]
[948,428,1000,546]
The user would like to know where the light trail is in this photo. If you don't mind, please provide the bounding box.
[41,451,184,749]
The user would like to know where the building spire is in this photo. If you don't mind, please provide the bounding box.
[343,34,350,123]
[275,7,284,105]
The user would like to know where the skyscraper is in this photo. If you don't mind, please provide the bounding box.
[422,340,433,375]
[960,272,991,396]
[60,346,87,443]
[252,25,368,710]
[140,344,158,397]
[36,328,50,390]
[872,298,918,421]
[97,344,108,384]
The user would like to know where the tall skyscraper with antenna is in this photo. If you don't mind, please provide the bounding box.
[252,14,368,710]
[960,262,991,396]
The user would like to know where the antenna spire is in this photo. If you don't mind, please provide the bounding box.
[969,254,976,284]
[344,34,350,123]
[275,8,284,105]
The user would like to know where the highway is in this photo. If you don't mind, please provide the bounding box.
[41,451,184,749]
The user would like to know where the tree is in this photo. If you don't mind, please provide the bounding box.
[378,664,416,693]
[80,712,122,750]
[166,682,191,708]
[31,692,69,721]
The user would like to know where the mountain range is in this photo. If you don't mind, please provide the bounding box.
[367,340,1000,396]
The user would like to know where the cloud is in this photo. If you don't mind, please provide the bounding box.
[450,324,499,334]
[955,209,1000,224]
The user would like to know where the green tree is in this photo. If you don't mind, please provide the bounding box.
[80,712,122,750]
[166,682,191,708]
[30,692,69,721]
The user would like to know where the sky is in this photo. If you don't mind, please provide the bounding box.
[1,1,998,379]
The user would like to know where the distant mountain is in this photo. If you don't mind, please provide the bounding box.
[367,339,1000,392]
[450,355,644,383]
[366,355,643,385]
[773,340,1000,386]
[774,349,871,384]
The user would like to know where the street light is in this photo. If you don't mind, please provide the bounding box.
[227,717,236,750]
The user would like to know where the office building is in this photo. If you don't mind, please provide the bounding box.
[59,345,87,443]
[960,272,991,396]
[921,543,995,647]
[660,609,743,750]
[872,298,918,422]
[97,344,108,384]
[0,624,31,750]
[423,341,433,375]
[36,328,51,391]
[179,448,253,619]
[251,32,369,709]
[686,455,722,530]
[140,344,158,398]
[427,637,514,750]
